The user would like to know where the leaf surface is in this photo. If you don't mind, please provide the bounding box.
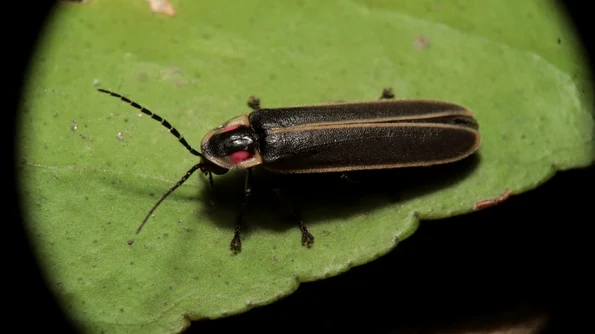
[19,0,593,333]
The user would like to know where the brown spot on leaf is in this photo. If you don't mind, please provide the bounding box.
[414,35,430,50]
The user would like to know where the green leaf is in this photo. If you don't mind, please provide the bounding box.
[19,0,594,333]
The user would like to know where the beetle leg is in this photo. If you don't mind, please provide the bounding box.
[380,88,395,99]
[208,172,214,188]
[340,172,361,184]
[230,168,253,253]
[247,96,261,110]
[298,218,314,247]
[272,187,314,248]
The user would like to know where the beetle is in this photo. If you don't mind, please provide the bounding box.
[97,88,480,252]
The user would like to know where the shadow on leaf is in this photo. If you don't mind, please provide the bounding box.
[199,153,481,242]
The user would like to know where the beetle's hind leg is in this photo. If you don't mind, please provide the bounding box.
[272,186,314,248]
[340,172,361,184]
[230,168,254,253]
[247,96,261,111]
[380,88,395,100]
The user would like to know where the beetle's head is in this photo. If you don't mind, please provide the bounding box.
[199,156,229,175]
[200,115,263,170]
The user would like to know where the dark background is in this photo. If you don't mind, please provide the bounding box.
[8,1,593,333]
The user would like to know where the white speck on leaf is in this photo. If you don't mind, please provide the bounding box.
[146,0,176,16]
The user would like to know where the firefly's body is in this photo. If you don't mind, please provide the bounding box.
[201,98,479,174]
[97,88,480,252]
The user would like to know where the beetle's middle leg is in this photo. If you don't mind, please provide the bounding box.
[230,168,253,253]
[380,87,395,100]
[247,96,261,111]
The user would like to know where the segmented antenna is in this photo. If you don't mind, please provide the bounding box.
[97,88,202,157]
[136,163,203,234]
[97,88,207,235]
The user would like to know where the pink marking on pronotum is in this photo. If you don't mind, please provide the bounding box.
[474,189,512,211]
[221,125,240,133]
[229,150,252,164]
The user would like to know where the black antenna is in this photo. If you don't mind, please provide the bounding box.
[136,163,203,234]
[97,88,207,234]
[97,88,202,157]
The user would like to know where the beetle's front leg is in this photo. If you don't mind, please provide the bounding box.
[208,172,214,188]
[230,168,253,253]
